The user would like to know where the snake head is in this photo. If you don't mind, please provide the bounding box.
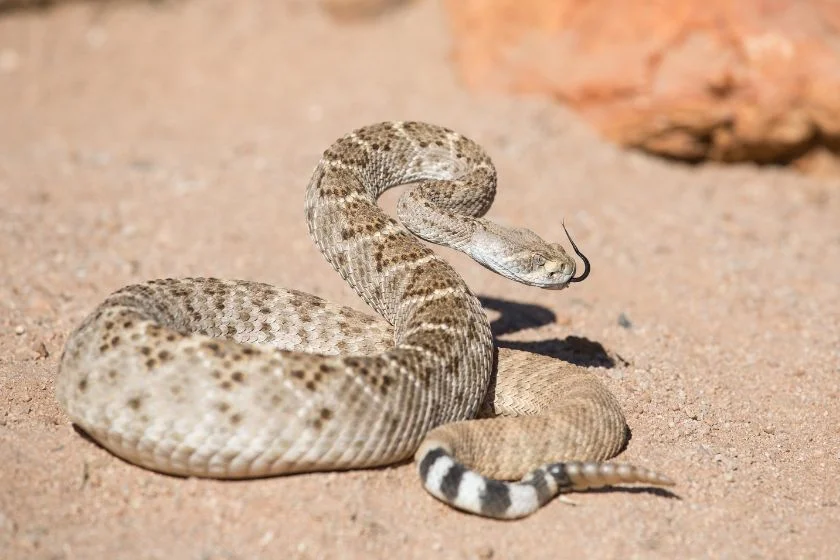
[468,223,588,289]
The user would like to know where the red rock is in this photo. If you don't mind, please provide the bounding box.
[443,0,840,168]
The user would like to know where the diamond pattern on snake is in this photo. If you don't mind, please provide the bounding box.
[56,121,673,519]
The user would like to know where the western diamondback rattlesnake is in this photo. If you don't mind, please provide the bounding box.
[56,121,673,519]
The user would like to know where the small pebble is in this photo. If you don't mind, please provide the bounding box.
[475,544,495,559]
[617,312,633,329]
[33,341,49,359]
[258,531,275,547]
[14,325,26,335]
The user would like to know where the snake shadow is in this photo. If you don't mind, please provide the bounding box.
[478,295,627,369]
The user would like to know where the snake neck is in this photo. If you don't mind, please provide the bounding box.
[303,122,497,332]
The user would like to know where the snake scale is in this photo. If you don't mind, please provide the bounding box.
[56,121,673,519]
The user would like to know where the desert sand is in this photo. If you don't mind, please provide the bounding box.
[0,1,838,558]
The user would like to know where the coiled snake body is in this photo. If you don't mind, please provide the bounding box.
[56,122,672,519]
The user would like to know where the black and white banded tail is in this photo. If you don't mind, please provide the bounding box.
[417,443,675,520]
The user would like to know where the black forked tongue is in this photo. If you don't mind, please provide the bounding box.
[562,221,591,283]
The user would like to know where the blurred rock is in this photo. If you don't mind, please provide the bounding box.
[319,0,414,21]
[0,0,161,13]
[0,0,47,9]
[444,0,840,173]
[0,0,107,10]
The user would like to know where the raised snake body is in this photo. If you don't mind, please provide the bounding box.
[56,121,672,519]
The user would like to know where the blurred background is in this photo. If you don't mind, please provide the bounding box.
[4,0,840,174]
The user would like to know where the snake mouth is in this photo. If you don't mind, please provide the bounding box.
[562,221,591,283]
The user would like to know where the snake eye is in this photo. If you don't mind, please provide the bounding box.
[533,254,547,267]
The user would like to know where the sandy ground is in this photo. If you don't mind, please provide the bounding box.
[0,1,838,558]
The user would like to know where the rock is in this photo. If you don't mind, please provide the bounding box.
[443,0,840,171]
[319,0,414,21]
[33,341,49,359]
[0,0,98,11]
[617,312,633,329]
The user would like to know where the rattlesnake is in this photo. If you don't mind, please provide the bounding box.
[56,121,673,519]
